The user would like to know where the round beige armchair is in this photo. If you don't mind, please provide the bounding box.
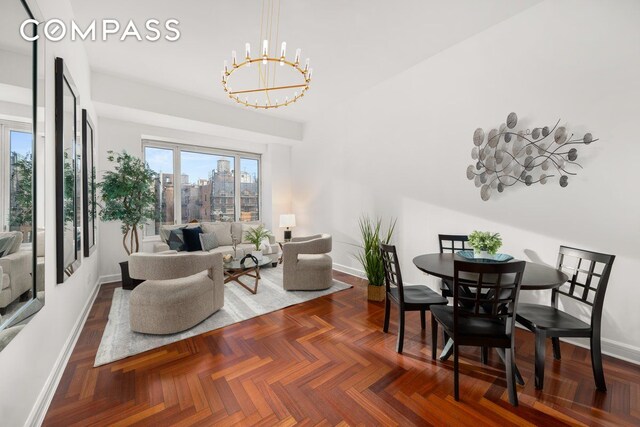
[128,252,224,334]
[282,234,333,291]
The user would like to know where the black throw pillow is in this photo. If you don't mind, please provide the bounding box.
[182,226,203,252]
[168,227,187,251]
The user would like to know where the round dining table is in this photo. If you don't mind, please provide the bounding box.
[412,253,569,385]
[412,253,568,290]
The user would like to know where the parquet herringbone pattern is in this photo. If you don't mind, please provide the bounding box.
[43,271,640,426]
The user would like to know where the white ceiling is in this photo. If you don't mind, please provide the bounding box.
[70,0,541,123]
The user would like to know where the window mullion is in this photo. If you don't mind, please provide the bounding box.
[235,154,240,222]
[174,145,181,224]
[1,125,6,231]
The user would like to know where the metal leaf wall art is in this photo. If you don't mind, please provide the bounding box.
[467,112,598,201]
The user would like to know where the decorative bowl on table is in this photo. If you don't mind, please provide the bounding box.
[457,250,513,262]
[223,254,233,263]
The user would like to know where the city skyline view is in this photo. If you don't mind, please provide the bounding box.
[144,145,261,235]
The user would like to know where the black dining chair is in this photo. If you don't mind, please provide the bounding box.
[380,244,448,354]
[437,234,493,363]
[516,246,615,391]
[438,234,472,298]
[431,259,526,406]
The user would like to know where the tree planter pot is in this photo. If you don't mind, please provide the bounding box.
[367,284,385,302]
[119,261,144,290]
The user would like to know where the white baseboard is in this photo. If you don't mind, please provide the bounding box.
[26,277,101,427]
[333,262,366,279]
[335,262,640,366]
[564,336,640,365]
[99,273,122,284]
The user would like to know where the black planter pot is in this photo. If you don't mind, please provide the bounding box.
[119,261,144,290]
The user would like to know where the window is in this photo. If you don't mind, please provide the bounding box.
[1,121,33,243]
[143,140,261,236]
[144,146,174,237]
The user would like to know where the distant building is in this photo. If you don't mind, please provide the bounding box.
[149,158,259,232]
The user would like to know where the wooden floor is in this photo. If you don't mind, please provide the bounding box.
[43,271,639,426]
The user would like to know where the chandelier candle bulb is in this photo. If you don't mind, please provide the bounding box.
[280,42,286,58]
[304,58,310,71]
[245,43,251,58]
[223,60,228,74]
[262,39,268,64]
[294,48,301,64]
[308,68,313,79]
[231,50,237,66]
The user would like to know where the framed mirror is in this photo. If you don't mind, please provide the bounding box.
[55,57,81,283]
[0,0,46,347]
[82,110,96,257]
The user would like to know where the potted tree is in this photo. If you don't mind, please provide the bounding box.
[468,230,502,259]
[355,215,396,302]
[97,151,157,289]
[243,225,272,261]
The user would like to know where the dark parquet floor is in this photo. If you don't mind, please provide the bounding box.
[43,270,640,426]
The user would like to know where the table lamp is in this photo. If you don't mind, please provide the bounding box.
[279,214,296,242]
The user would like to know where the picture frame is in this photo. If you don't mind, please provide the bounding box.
[82,109,97,257]
[55,57,82,283]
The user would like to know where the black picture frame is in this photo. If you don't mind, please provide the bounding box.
[82,110,96,257]
[55,57,82,283]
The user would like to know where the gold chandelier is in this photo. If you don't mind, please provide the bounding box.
[221,0,312,109]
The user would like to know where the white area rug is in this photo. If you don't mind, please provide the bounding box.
[95,266,350,366]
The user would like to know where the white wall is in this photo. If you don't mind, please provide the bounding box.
[0,0,102,425]
[97,117,292,279]
[292,0,640,362]
[92,72,304,144]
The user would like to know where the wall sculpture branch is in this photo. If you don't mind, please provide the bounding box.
[466,112,597,201]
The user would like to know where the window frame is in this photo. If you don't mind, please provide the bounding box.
[142,139,262,238]
[0,119,33,234]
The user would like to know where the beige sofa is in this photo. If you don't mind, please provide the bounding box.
[283,234,333,291]
[0,232,32,312]
[128,252,225,334]
[153,221,279,265]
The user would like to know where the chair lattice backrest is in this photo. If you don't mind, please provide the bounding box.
[380,244,405,303]
[453,260,526,336]
[439,234,471,253]
[552,246,615,323]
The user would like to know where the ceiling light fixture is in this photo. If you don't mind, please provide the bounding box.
[221,0,312,109]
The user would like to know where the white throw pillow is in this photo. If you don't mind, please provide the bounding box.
[8,231,23,255]
[260,238,273,254]
[201,222,233,246]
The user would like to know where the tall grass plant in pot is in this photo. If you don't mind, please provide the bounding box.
[355,216,396,301]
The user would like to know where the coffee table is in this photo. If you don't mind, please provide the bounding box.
[223,257,271,294]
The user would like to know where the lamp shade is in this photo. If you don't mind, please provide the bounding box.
[279,214,296,228]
